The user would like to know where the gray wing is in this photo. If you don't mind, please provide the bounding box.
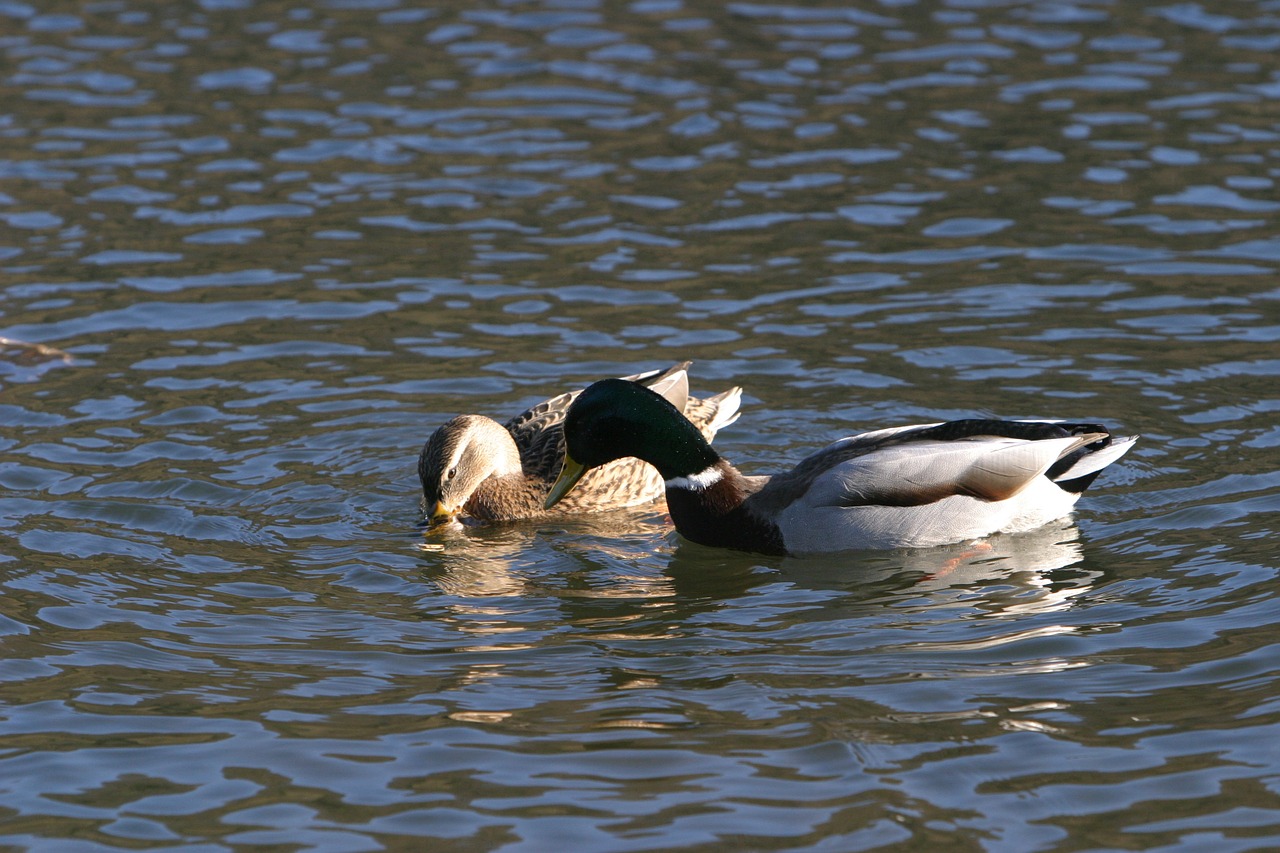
[749,419,1111,515]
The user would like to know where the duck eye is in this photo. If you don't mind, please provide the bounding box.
[446,467,457,480]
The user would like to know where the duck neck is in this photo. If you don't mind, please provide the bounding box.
[630,406,722,483]
[663,460,786,555]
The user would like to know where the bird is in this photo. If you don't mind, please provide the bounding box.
[544,378,1138,555]
[419,363,742,526]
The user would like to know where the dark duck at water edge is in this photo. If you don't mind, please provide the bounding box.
[545,378,1139,555]
[419,363,742,526]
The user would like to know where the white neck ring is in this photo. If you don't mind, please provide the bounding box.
[665,465,722,491]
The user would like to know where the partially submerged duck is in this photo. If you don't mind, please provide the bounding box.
[545,378,1137,555]
[420,363,742,525]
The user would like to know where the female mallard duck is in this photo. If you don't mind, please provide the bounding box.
[545,378,1138,555]
[420,363,742,526]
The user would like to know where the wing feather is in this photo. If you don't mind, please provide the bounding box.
[755,423,1106,514]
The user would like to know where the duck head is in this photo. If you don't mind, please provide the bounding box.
[545,379,719,509]
[419,415,522,525]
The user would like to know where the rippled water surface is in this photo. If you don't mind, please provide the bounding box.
[2,0,1279,849]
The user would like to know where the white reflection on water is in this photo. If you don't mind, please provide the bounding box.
[904,520,1097,617]
[775,519,1096,612]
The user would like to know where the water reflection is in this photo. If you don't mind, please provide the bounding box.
[751,517,1093,612]
[421,511,1104,629]
[420,506,674,595]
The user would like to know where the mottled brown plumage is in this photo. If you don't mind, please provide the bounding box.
[420,363,742,525]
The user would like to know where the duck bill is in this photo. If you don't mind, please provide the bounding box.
[426,501,457,527]
[544,455,588,509]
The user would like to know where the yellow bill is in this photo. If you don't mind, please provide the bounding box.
[544,454,588,509]
[427,501,456,526]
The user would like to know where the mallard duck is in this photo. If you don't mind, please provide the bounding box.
[420,363,742,525]
[545,378,1138,555]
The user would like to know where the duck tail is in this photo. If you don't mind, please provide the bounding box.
[1049,433,1139,493]
[694,386,743,440]
[633,363,692,414]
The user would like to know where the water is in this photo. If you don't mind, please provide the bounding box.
[2,0,1278,849]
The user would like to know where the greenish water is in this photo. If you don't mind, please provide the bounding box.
[1,1,1278,850]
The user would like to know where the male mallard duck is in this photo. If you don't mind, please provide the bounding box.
[545,378,1138,555]
[420,363,742,525]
